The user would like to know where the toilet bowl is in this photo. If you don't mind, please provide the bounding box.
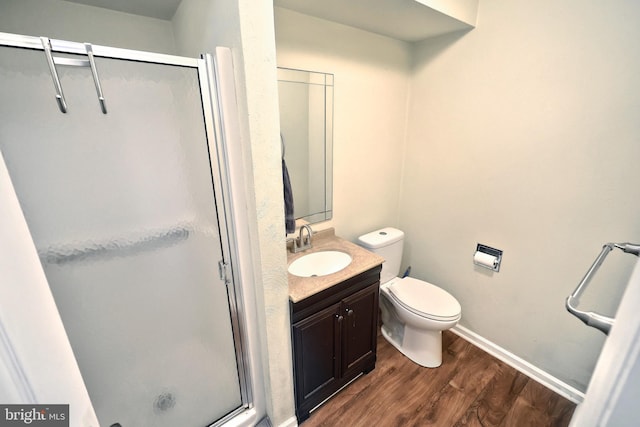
[357,227,462,368]
[380,277,461,367]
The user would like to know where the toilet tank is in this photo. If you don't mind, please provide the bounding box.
[357,227,404,284]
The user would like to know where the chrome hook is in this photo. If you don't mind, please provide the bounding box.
[40,37,67,113]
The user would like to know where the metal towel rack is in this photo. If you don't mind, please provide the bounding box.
[566,242,640,335]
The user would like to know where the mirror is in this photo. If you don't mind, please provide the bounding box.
[278,67,334,226]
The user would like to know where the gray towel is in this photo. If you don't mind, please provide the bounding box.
[283,158,295,234]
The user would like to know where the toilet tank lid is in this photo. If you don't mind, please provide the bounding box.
[357,227,404,249]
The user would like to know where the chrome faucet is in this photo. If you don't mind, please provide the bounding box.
[290,225,313,253]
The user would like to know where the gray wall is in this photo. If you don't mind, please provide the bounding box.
[275,7,411,242]
[276,0,640,393]
[401,0,640,391]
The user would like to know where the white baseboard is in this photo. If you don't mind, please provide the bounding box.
[451,325,585,404]
[276,415,299,427]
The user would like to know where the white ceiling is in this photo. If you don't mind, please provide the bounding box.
[64,0,182,20]
[273,0,473,42]
[63,0,474,42]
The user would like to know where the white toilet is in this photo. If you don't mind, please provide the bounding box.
[357,227,461,368]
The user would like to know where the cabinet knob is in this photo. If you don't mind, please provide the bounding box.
[346,309,356,327]
[336,314,344,323]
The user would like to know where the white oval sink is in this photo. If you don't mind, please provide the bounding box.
[288,250,352,277]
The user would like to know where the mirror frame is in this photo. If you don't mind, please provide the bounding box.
[277,67,334,225]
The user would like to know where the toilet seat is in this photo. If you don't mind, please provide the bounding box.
[387,277,461,322]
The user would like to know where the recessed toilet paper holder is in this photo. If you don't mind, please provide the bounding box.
[474,243,503,272]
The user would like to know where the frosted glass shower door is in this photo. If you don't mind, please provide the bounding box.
[0,42,243,427]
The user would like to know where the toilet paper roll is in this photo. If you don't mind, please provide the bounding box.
[474,251,498,269]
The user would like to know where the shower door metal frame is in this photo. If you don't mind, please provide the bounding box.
[0,31,253,426]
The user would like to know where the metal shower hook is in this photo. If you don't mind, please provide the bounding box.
[40,37,67,113]
[40,37,107,114]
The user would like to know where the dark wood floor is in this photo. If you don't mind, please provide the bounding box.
[301,331,576,427]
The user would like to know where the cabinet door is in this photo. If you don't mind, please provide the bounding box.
[292,302,342,410]
[341,283,379,376]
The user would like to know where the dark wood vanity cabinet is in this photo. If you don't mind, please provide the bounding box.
[290,265,381,422]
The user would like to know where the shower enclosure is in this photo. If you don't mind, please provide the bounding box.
[0,32,253,427]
